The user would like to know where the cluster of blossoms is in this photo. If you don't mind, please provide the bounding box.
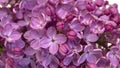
[0,0,120,68]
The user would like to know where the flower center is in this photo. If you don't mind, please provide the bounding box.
[52,39,55,42]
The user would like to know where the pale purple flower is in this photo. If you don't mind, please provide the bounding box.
[90,22,105,34]
[69,18,85,39]
[30,13,47,30]
[63,41,83,66]
[0,24,22,42]
[106,46,120,68]
[35,50,59,67]
[78,45,102,65]
[24,29,45,50]
[40,27,67,55]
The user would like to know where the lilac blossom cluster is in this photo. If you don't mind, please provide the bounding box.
[0,0,120,68]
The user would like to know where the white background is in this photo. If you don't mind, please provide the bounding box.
[109,0,120,12]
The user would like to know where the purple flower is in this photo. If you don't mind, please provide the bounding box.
[24,29,45,50]
[90,22,105,34]
[56,4,72,19]
[78,45,102,65]
[106,46,120,67]
[0,24,22,42]
[63,41,83,66]
[69,18,85,39]
[40,27,67,55]
[30,13,47,30]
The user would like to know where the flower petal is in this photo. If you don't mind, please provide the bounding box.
[87,54,97,63]
[49,43,58,55]
[86,34,98,42]
[47,27,56,38]
[8,31,22,42]
[24,30,39,41]
[63,56,73,66]
[77,53,86,65]
[55,34,67,44]
[30,40,40,50]
[40,37,51,48]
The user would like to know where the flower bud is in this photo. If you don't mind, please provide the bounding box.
[59,44,70,56]
[56,21,64,31]
[105,24,113,31]
[67,30,76,40]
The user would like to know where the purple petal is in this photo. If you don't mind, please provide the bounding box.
[87,54,97,63]
[110,56,119,67]
[75,45,83,52]
[40,37,51,48]
[76,0,86,10]
[49,62,58,68]
[56,8,68,19]
[72,54,80,66]
[63,56,73,66]
[18,58,30,66]
[61,0,73,4]
[47,27,56,38]
[24,47,36,56]
[107,52,119,67]
[55,34,67,44]
[1,24,13,36]
[86,34,98,42]
[20,0,37,10]
[0,10,7,19]
[24,30,40,41]
[42,55,52,67]
[96,58,110,67]
[49,43,58,55]
[17,20,28,27]
[78,53,86,65]
[70,18,85,32]
[8,31,22,42]
[84,45,94,52]
[30,40,40,50]
[13,39,25,49]
[52,56,60,64]
[30,16,47,29]
[37,0,48,6]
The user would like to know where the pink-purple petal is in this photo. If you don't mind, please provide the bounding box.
[49,43,58,55]
[30,40,40,50]
[40,37,51,48]
[55,34,67,44]
[47,27,56,38]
